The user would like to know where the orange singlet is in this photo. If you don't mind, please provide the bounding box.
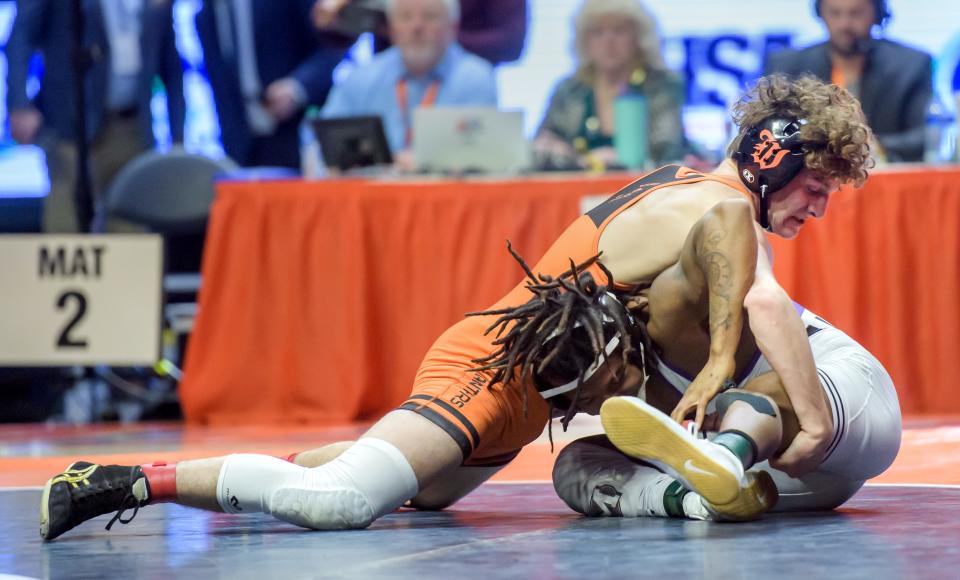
[398,165,755,467]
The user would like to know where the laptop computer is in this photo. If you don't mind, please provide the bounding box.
[311,116,393,172]
[412,107,531,175]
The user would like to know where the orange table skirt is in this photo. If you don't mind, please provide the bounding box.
[180,168,960,424]
[768,166,960,415]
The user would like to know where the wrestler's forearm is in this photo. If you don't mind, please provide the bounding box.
[691,199,757,368]
[744,272,832,437]
[667,199,756,423]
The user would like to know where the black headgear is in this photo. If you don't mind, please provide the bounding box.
[814,0,890,27]
[734,116,807,231]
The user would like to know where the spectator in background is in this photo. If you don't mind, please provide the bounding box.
[194,0,354,169]
[764,0,931,162]
[5,0,185,233]
[534,0,686,171]
[455,0,527,65]
[311,0,528,65]
[320,0,497,169]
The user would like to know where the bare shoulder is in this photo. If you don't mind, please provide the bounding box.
[597,176,752,285]
[613,178,744,230]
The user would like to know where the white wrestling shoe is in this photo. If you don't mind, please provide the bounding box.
[600,396,777,521]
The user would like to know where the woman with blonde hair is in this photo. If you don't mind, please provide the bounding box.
[534,0,686,170]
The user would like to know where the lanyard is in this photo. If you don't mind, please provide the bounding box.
[831,66,846,88]
[396,78,440,148]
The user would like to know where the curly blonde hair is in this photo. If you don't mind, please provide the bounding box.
[729,74,874,186]
[573,0,666,81]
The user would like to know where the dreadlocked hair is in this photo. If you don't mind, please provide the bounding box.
[466,241,651,447]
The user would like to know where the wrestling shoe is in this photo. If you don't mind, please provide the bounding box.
[40,462,151,541]
[678,471,779,522]
[600,396,777,521]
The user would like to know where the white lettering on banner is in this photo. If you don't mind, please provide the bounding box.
[0,235,163,366]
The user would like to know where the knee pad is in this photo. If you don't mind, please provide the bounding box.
[217,438,419,530]
[715,389,783,462]
[217,453,303,514]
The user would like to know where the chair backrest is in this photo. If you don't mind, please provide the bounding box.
[104,148,239,235]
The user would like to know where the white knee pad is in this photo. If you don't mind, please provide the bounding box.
[217,438,419,530]
[217,453,303,514]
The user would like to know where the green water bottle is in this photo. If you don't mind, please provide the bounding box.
[613,85,649,170]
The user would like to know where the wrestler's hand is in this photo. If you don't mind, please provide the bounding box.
[770,427,830,478]
[670,358,735,430]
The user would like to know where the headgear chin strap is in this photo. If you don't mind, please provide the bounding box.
[538,335,621,400]
[734,116,807,231]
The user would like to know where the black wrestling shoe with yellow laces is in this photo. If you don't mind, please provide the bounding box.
[40,462,151,541]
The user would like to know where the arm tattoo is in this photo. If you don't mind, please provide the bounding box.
[704,252,733,331]
[700,230,734,332]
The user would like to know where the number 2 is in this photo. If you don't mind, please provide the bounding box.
[56,291,88,348]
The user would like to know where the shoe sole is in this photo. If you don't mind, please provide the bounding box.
[600,396,741,506]
[39,477,53,540]
[709,470,779,521]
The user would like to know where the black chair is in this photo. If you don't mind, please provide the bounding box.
[104,147,238,235]
[101,147,238,364]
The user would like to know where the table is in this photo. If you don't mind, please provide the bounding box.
[179,168,960,423]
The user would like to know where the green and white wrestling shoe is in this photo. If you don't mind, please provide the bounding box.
[600,396,778,521]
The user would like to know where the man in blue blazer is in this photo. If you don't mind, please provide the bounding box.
[6,0,185,232]
[194,0,354,169]
[764,0,931,162]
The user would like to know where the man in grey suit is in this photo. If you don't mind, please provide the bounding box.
[6,0,185,232]
[764,0,931,162]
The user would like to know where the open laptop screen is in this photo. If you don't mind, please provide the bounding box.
[311,116,393,171]
[412,107,531,175]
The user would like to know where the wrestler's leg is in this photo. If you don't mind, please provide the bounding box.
[553,434,699,519]
[188,410,461,524]
[290,442,355,468]
[735,371,799,455]
[409,465,504,510]
[290,441,502,510]
[41,409,463,540]
[731,371,861,511]
[163,442,359,512]
[739,346,902,512]
[555,384,786,522]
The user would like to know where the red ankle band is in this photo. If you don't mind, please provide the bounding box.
[281,452,300,464]
[141,462,178,503]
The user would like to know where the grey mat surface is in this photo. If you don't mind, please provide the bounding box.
[3,484,958,579]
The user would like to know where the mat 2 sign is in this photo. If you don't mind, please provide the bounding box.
[0,235,163,366]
